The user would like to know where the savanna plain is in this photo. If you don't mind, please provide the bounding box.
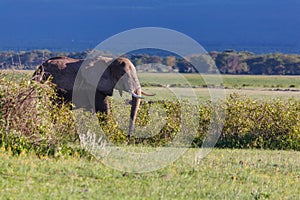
[0,71,300,199]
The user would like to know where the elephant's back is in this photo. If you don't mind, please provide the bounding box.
[40,57,83,91]
[45,56,81,70]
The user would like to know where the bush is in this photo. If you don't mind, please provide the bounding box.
[133,100,182,145]
[105,94,300,150]
[194,93,300,150]
[0,73,78,156]
[92,100,183,146]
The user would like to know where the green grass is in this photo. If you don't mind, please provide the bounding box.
[0,70,32,82]
[0,148,299,199]
[138,87,300,101]
[138,73,300,89]
[136,73,300,101]
[220,75,300,89]
[2,70,300,89]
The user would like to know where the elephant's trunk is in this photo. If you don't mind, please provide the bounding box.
[128,88,141,139]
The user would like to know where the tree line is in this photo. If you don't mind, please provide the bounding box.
[1,49,300,75]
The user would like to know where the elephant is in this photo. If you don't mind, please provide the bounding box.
[32,56,153,138]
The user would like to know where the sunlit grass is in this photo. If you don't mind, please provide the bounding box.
[138,73,300,88]
[0,148,299,199]
[130,87,300,101]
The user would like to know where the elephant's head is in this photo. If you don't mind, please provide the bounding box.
[109,58,143,137]
[107,57,142,98]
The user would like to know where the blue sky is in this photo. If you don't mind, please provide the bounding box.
[0,0,299,52]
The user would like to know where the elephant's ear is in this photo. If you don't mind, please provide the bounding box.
[80,58,115,96]
[109,58,127,81]
[96,67,115,96]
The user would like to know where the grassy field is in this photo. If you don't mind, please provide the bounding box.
[0,148,299,199]
[1,70,300,199]
[138,73,300,89]
[132,73,300,101]
[137,87,300,102]
[2,70,300,89]
[139,73,300,101]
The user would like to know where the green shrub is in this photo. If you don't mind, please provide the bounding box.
[0,73,78,156]
[96,100,182,146]
[194,93,300,150]
[133,100,182,145]
[49,91,300,151]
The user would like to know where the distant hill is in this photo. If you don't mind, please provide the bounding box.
[1,49,300,75]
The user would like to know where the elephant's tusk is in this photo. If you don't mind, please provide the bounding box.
[129,90,144,99]
[141,91,155,96]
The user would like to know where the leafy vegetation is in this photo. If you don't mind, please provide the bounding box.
[195,94,300,150]
[211,50,300,75]
[0,73,81,156]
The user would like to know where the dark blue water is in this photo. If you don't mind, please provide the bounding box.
[0,0,299,54]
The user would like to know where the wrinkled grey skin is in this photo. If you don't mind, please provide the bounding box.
[33,56,143,137]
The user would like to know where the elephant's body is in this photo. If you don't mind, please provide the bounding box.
[33,56,145,137]
[33,56,84,103]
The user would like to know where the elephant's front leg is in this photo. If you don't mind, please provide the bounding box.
[95,91,110,115]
